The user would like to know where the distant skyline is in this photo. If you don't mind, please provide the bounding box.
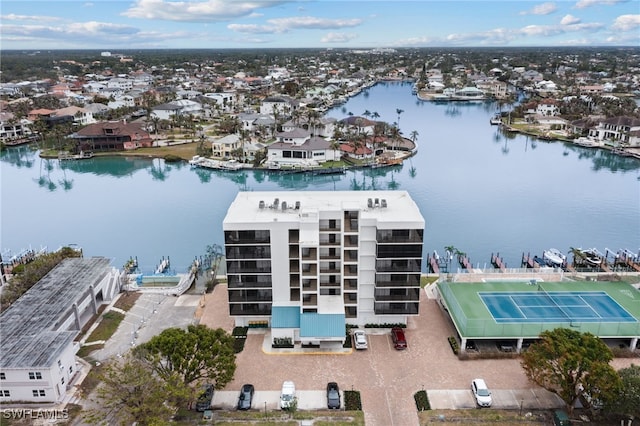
[1,0,639,50]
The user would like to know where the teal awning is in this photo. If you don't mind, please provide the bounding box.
[271,306,300,328]
[300,313,345,338]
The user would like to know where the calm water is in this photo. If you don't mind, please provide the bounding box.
[2,82,639,273]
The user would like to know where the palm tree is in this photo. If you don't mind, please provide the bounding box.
[372,111,380,121]
[395,108,404,129]
[362,110,371,119]
[409,130,419,143]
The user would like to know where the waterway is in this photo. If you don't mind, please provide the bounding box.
[1,82,639,273]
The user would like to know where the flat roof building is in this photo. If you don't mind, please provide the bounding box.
[0,257,121,403]
[223,191,425,348]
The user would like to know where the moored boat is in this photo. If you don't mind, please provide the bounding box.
[543,248,566,267]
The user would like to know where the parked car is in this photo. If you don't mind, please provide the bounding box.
[237,383,254,410]
[326,382,341,409]
[471,378,492,407]
[280,381,296,409]
[195,383,214,411]
[352,329,368,350]
[391,326,407,350]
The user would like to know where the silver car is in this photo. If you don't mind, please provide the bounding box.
[353,329,368,350]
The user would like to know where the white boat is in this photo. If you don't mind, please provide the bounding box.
[489,115,502,125]
[581,248,604,266]
[543,248,566,267]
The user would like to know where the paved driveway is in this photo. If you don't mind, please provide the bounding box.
[199,284,565,426]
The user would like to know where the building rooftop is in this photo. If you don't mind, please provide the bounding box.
[223,191,425,228]
[0,257,113,369]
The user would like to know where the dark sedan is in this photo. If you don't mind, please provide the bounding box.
[327,382,340,409]
[237,384,254,410]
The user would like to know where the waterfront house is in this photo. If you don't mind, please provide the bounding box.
[0,258,120,403]
[223,191,425,348]
[211,133,241,159]
[589,116,640,147]
[0,112,32,143]
[54,106,96,126]
[266,133,340,167]
[72,120,153,151]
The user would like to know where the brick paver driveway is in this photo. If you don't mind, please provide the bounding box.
[198,284,568,425]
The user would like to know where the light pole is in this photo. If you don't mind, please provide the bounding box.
[519,399,524,416]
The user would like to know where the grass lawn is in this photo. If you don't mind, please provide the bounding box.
[418,409,551,425]
[173,409,364,425]
[112,291,141,311]
[84,311,125,343]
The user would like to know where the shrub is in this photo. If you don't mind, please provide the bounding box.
[344,390,362,411]
[272,337,294,348]
[233,338,246,353]
[448,336,459,355]
[232,326,248,337]
[364,323,406,329]
[414,390,430,411]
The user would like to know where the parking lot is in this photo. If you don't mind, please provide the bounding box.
[199,284,566,426]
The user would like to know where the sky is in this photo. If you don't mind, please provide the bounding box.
[1,0,639,50]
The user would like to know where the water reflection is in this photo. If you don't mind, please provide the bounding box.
[1,145,36,168]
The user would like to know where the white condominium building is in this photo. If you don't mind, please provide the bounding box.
[223,191,425,348]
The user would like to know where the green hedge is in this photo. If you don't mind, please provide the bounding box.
[344,390,362,411]
[448,336,460,355]
[414,390,431,411]
[364,323,406,328]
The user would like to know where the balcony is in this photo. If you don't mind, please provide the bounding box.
[301,264,317,276]
[225,230,270,245]
[343,235,358,247]
[302,279,317,292]
[289,246,299,258]
[374,288,420,302]
[290,275,300,288]
[229,303,272,316]
[289,229,299,243]
[375,274,420,287]
[319,220,341,231]
[374,302,419,315]
[344,250,358,262]
[376,229,423,244]
[345,306,357,318]
[344,265,358,277]
[289,260,300,273]
[319,264,340,274]
[228,290,272,303]
[227,277,272,289]
[227,263,272,274]
[375,259,421,273]
[344,279,358,291]
[303,294,317,306]
[344,218,359,233]
[343,292,358,305]
[290,288,300,302]
[301,248,317,260]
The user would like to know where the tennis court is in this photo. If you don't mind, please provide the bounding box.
[479,290,637,323]
[438,280,640,338]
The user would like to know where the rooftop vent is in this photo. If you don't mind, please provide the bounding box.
[282,201,287,210]
[259,200,265,209]
[273,198,279,209]
[381,199,387,208]
[374,198,380,207]
[367,198,373,208]
[295,201,300,210]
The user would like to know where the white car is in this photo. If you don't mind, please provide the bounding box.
[353,329,368,350]
[280,381,296,409]
[471,378,492,407]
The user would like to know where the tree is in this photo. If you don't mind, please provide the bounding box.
[91,354,190,426]
[134,324,236,388]
[608,364,640,423]
[521,328,621,415]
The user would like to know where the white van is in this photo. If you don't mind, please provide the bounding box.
[280,381,296,409]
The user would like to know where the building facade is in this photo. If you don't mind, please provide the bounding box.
[0,257,121,403]
[223,191,425,347]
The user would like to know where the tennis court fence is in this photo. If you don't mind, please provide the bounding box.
[437,281,640,338]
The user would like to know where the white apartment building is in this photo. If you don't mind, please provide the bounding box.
[0,257,121,403]
[223,191,425,348]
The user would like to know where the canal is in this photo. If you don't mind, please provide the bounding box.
[1,82,638,273]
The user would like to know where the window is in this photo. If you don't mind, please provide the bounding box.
[1,390,9,397]
[0,372,5,380]
[28,372,42,380]
[32,390,45,397]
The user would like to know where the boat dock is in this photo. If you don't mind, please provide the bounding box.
[490,253,506,272]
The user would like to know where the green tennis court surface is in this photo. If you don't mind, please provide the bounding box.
[438,280,640,338]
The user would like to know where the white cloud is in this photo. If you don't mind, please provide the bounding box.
[266,16,362,30]
[520,22,604,36]
[227,23,283,34]
[0,13,61,22]
[560,14,581,25]
[228,16,363,34]
[320,32,357,43]
[574,0,627,9]
[123,0,287,22]
[611,14,640,31]
[520,2,558,15]
[83,2,94,7]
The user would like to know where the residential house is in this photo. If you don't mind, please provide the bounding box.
[266,130,340,167]
[54,106,96,126]
[0,112,32,142]
[223,191,425,348]
[72,120,153,151]
[260,96,298,116]
[536,99,560,116]
[151,99,202,120]
[212,134,241,159]
[588,116,640,147]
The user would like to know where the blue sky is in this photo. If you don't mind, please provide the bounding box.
[1,0,638,50]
